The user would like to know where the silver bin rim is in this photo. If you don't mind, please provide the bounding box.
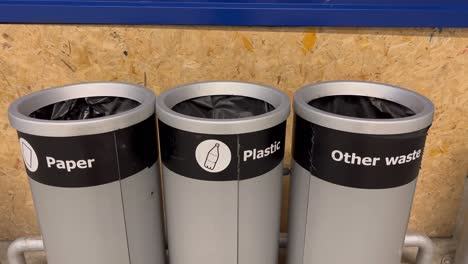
[294,81,434,135]
[156,81,291,135]
[8,82,155,137]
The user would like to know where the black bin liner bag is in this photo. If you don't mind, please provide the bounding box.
[172,95,275,119]
[308,95,415,119]
[30,97,140,120]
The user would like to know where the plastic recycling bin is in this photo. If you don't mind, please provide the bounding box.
[156,81,290,264]
[287,81,434,264]
[8,82,165,264]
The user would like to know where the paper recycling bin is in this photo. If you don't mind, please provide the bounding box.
[8,82,165,264]
[287,81,434,264]
[156,81,290,264]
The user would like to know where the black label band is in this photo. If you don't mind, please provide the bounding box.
[158,121,286,181]
[292,115,429,189]
[17,114,158,188]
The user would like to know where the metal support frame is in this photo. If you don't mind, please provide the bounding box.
[7,233,433,264]
[404,233,435,264]
[7,237,44,264]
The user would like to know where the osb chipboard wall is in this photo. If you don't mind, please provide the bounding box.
[0,25,466,240]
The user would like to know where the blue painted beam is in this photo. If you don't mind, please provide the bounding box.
[0,0,467,27]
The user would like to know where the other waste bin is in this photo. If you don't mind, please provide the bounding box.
[287,81,434,264]
[156,81,290,264]
[8,82,165,264]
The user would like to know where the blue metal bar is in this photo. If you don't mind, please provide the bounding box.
[0,0,467,27]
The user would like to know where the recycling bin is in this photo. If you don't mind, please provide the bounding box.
[8,82,165,264]
[156,81,290,264]
[287,81,434,264]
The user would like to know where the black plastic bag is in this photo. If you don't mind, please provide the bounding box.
[30,97,140,120]
[172,95,274,119]
[308,95,415,119]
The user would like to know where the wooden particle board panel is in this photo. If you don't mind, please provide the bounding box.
[0,25,467,240]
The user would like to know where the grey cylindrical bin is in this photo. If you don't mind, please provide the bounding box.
[287,81,434,264]
[156,81,290,264]
[8,82,165,264]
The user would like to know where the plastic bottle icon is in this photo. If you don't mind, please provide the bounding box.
[204,143,220,170]
[21,143,33,168]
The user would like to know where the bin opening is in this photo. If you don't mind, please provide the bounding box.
[172,95,275,119]
[29,96,140,120]
[308,95,416,119]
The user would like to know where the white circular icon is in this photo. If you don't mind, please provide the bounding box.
[195,139,231,173]
[19,138,39,172]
